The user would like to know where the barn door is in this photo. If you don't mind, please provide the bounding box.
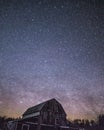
[22,124,29,130]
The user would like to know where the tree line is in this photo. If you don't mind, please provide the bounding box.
[68,114,104,130]
[0,114,104,130]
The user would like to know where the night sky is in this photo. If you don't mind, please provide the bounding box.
[0,0,104,120]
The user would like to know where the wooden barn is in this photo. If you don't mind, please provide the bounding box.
[7,98,79,130]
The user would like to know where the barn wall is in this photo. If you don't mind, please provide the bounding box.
[41,100,66,126]
[16,123,79,130]
[16,123,38,130]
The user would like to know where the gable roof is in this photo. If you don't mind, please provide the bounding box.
[23,98,56,117]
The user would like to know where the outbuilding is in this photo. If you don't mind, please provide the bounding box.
[7,98,78,130]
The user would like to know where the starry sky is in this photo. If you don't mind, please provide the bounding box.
[0,0,104,120]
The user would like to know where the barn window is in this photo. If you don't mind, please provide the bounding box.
[55,118,59,125]
[22,124,29,130]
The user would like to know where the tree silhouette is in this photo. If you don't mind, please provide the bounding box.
[0,116,16,130]
[98,114,104,126]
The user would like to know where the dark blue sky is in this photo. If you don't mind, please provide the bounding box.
[0,0,104,119]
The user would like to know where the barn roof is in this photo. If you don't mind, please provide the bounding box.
[23,98,57,117]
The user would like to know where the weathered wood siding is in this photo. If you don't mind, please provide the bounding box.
[41,99,66,125]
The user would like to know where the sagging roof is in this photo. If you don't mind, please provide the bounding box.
[23,98,57,117]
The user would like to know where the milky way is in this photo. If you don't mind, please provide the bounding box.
[0,0,104,119]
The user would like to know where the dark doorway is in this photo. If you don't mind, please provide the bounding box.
[22,124,29,130]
